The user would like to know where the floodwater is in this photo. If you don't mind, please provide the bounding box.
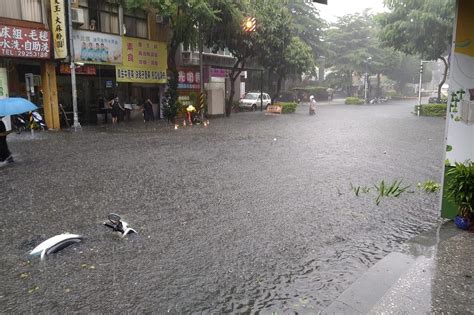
[0,100,445,313]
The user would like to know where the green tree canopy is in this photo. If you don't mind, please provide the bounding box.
[378,0,454,100]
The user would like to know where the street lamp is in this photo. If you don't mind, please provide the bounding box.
[242,17,256,33]
[417,60,431,116]
[242,16,262,112]
[364,56,372,104]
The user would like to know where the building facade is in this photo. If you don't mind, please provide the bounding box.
[0,0,169,128]
[0,0,60,128]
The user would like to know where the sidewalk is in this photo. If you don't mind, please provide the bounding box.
[323,220,474,314]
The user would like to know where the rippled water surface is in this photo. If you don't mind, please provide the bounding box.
[0,100,444,313]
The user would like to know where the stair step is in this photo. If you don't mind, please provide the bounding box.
[322,252,416,314]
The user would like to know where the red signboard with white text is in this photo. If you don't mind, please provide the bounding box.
[177,68,201,89]
[0,24,51,59]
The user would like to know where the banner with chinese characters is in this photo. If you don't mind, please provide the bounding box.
[50,0,67,59]
[116,37,167,83]
[0,24,50,59]
[59,64,96,75]
[177,68,201,89]
[72,30,122,65]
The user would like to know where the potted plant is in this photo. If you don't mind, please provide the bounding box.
[446,161,474,230]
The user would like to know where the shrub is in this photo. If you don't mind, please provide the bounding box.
[276,102,297,113]
[386,90,397,98]
[415,103,447,117]
[345,97,364,105]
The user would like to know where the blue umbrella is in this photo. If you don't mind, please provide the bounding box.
[0,97,38,116]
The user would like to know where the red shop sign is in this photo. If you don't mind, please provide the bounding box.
[0,24,51,59]
[59,63,96,75]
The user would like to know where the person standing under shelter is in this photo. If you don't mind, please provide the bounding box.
[108,96,124,125]
[143,99,154,122]
[0,117,14,166]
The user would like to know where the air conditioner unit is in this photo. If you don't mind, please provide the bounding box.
[71,8,85,25]
[155,14,164,24]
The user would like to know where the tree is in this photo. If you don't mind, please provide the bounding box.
[325,13,375,96]
[286,1,325,58]
[253,0,293,96]
[378,0,454,101]
[274,37,314,96]
[205,0,257,116]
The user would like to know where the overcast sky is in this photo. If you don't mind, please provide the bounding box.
[315,0,387,22]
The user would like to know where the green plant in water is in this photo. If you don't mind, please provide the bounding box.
[446,145,453,152]
[446,161,474,217]
[417,180,440,193]
[374,179,411,205]
[351,183,371,196]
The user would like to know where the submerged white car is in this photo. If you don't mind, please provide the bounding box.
[239,92,272,111]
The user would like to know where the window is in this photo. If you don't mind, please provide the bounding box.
[0,0,43,23]
[124,9,148,38]
[78,0,119,34]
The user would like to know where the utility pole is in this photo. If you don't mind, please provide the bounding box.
[198,22,204,119]
[67,0,81,131]
[417,60,430,116]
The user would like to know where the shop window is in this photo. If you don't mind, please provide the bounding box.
[0,0,43,23]
[78,0,119,34]
[124,9,148,38]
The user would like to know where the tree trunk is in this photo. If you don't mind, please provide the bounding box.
[225,58,245,117]
[437,56,449,101]
[376,73,381,97]
[276,75,284,98]
[346,70,353,97]
[167,39,180,107]
[267,70,273,95]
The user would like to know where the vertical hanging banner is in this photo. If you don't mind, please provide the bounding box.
[50,0,68,59]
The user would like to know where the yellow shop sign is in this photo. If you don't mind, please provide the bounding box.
[116,37,167,83]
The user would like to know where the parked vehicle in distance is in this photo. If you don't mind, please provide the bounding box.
[273,91,299,104]
[239,92,272,111]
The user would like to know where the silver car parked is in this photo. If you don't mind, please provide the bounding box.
[239,92,272,111]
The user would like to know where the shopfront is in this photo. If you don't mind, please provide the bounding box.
[0,20,59,129]
[116,36,167,119]
[57,29,122,124]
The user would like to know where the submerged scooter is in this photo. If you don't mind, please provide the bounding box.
[103,213,137,237]
[29,213,136,260]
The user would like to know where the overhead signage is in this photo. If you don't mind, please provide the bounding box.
[50,0,68,59]
[116,37,167,83]
[177,68,200,89]
[59,64,96,75]
[0,24,51,59]
[72,30,122,65]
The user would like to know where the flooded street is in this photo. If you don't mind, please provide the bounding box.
[0,100,445,313]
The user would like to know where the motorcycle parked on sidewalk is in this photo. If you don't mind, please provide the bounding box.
[29,111,48,130]
[11,114,28,133]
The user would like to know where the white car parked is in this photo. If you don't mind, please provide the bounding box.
[239,92,272,111]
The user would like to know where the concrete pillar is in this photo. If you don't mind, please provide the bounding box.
[41,61,60,129]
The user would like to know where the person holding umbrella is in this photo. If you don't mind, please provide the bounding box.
[0,117,14,165]
[0,97,39,166]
